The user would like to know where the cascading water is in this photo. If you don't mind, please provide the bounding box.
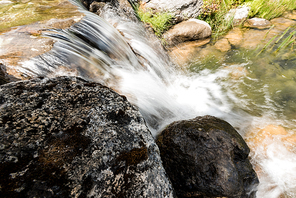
[17,0,296,197]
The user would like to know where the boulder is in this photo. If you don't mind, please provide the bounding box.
[163,19,211,47]
[0,76,174,197]
[156,115,259,198]
[143,0,203,23]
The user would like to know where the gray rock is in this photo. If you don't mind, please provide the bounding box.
[144,0,203,23]
[0,76,174,198]
[226,5,250,25]
[88,0,138,22]
[156,115,259,198]
[163,19,211,47]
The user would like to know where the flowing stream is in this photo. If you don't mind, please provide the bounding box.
[17,1,296,197]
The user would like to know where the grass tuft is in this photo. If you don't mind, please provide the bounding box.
[135,6,173,37]
[198,0,245,40]
[246,0,296,20]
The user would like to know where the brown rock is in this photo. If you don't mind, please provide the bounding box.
[225,27,243,46]
[214,38,231,52]
[0,16,83,80]
[283,10,296,20]
[271,18,296,32]
[240,29,267,50]
[246,125,296,151]
[163,19,211,47]
[168,38,211,66]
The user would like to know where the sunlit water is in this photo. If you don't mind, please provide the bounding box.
[0,0,80,32]
[17,0,296,197]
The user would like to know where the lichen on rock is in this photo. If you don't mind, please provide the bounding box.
[0,76,174,197]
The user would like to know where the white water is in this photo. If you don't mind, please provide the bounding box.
[18,1,296,197]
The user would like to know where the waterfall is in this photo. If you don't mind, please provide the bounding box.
[19,0,249,135]
[17,1,296,197]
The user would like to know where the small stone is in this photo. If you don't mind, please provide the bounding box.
[244,18,272,29]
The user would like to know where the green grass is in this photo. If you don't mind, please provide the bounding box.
[246,0,296,20]
[135,6,173,37]
[257,27,296,55]
[198,0,245,39]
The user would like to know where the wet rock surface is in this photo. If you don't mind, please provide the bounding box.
[0,76,174,198]
[0,3,84,80]
[156,115,259,198]
[87,0,137,22]
[0,63,19,85]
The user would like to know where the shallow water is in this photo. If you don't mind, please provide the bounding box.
[14,1,296,197]
[190,29,296,197]
[0,0,80,32]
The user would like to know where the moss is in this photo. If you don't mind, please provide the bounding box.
[136,7,173,37]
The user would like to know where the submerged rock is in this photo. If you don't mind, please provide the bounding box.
[224,27,243,47]
[214,38,231,52]
[0,76,174,197]
[167,38,211,66]
[163,19,211,47]
[156,115,259,198]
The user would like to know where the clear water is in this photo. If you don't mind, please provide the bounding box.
[18,1,296,197]
[0,0,80,32]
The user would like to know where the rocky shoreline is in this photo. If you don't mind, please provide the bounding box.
[0,76,258,197]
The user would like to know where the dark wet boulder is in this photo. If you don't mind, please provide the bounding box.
[156,115,259,198]
[0,76,174,198]
[0,64,9,85]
